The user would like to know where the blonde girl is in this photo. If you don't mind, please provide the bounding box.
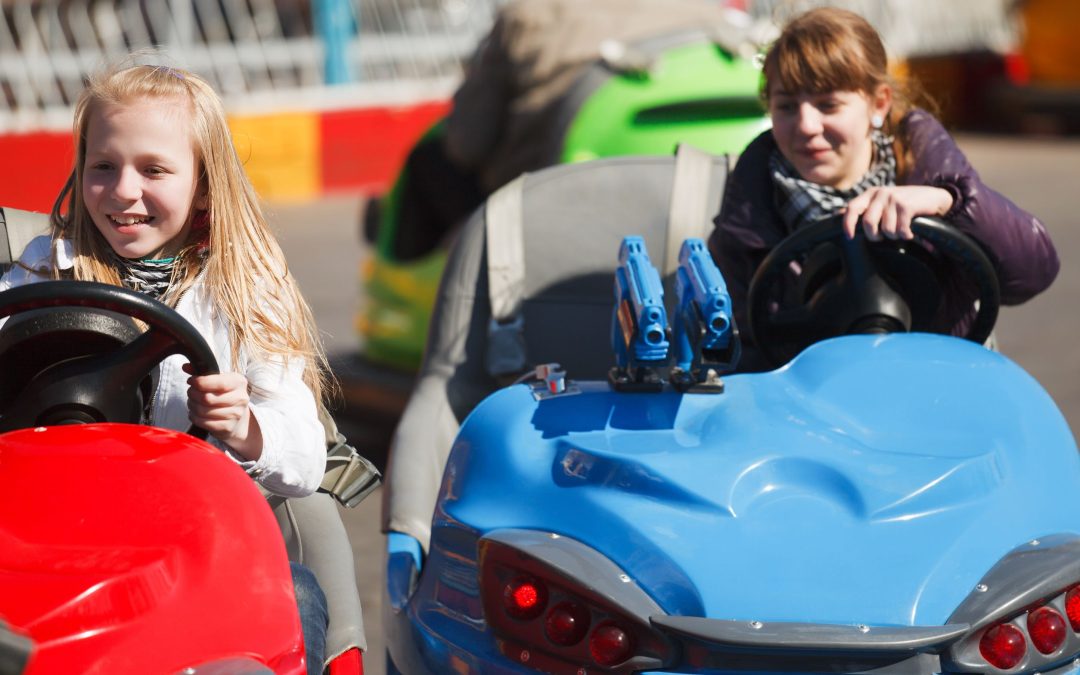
[2,61,330,494]
[0,62,331,497]
[0,60,337,672]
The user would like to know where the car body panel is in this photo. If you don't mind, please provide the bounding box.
[561,39,769,164]
[0,423,305,674]
[386,333,1080,673]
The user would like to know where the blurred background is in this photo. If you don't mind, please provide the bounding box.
[2,2,1078,672]
[2,0,1078,212]
[0,0,502,209]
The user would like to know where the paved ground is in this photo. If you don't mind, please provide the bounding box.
[958,135,1080,424]
[267,133,1080,674]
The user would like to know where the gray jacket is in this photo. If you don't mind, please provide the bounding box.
[444,0,743,193]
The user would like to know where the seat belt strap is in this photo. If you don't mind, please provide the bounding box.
[0,207,50,268]
[259,416,382,509]
[318,408,381,508]
[320,435,382,508]
[664,143,718,275]
[0,209,12,267]
[484,175,528,378]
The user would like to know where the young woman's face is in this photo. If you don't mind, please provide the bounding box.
[767,86,889,190]
[82,99,203,260]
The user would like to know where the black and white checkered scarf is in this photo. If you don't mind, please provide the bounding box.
[110,252,177,302]
[771,131,897,231]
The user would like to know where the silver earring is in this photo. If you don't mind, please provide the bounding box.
[871,114,884,129]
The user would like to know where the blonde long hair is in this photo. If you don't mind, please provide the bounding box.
[50,62,334,410]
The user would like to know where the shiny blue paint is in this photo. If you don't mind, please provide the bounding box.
[386,332,1080,672]
[387,531,423,573]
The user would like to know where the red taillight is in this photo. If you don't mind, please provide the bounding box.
[1066,587,1080,631]
[589,622,634,666]
[544,601,590,646]
[980,623,1026,669]
[1003,51,1030,87]
[1027,607,1067,654]
[503,576,547,620]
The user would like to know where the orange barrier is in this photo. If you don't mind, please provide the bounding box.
[1021,0,1080,86]
[0,99,449,213]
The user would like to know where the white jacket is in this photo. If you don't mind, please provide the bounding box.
[0,236,326,497]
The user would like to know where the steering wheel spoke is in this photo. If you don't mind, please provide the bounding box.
[109,329,185,384]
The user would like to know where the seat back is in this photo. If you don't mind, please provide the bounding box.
[0,207,50,274]
[383,150,730,550]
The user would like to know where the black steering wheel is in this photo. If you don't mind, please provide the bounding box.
[747,215,1000,368]
[0,280,219,438]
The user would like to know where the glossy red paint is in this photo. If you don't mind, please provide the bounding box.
[0,423,306,674]
[328,647,364,675]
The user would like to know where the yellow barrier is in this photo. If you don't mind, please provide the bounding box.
[228,112,321,202]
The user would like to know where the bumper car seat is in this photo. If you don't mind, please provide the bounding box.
[381,145,731,553]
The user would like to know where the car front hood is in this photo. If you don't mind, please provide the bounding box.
[439,333,1080,628]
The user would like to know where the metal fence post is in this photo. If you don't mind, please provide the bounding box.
[315,0,356,84]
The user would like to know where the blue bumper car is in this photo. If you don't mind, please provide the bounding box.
[380,149,1079,674]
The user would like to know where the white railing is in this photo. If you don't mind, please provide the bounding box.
[742,0,1018,59]
[0,0,1019,133]
[0,0,502,131]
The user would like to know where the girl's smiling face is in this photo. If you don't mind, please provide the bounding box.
[767,86,891,190]
[82,98,204,260]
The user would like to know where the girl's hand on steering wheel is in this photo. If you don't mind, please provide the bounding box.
[842,185,954,241]
[183,363,264,459]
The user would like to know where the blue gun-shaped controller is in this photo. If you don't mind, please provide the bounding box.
[671,238,740,391]
[610,236,669,390]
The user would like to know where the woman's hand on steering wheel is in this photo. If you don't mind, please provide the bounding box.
[842,185,955,242]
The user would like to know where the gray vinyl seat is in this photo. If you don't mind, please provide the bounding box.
[382,147,731,551]
[0,206,50,273]
[271,491,367,663]
[0,205,369,669]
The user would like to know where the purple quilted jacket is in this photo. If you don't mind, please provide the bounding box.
[708,108,1060,370]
